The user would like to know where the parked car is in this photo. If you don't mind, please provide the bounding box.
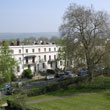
[5,84,11,89]
[58,75,69,81]
[78,70,86,76]
[68,74,78,78]
[46,69,55,74]
[5,88,15,95]
[65,71,73,75]
[45,75,55,80]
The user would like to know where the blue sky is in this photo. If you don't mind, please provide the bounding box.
[0,0,110,33]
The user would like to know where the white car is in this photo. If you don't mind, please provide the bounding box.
[45,75,55,80]
[69,74,78,78]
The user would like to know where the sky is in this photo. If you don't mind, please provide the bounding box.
[0,0,110,33]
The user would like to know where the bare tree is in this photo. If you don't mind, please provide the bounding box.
[59,4,110,81]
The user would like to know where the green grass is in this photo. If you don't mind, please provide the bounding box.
[0,95,13,105]
[31,93,110,110]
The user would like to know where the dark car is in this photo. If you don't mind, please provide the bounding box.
[78,69,86,76]
[58,75,69,81]
[65,71,73,75]
[6,88,14,95]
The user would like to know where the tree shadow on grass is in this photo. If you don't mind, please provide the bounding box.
[103,93,110,101]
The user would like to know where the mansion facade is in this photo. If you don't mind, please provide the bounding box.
[10,44,64,76]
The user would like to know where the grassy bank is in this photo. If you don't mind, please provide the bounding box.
[27,76,110,102]
[31,93,110,110]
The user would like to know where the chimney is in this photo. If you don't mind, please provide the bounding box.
[10,42,14,46]
[17,40,21,46]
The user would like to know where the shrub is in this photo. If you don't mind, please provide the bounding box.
[5,94,39,110]
[11,73,17,81]
[103,67,110,76]
[27,79,74,97]
[27,88,39,96]
[46,69,55,74]
[55,73,59,78]
[22,69,33,79]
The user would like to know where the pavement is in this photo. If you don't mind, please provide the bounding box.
[11,74,45,84]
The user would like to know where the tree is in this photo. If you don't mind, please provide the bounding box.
[22,69,33,79]
[38,37,49,42]
[50,36,59,43]
[0,42,17,84]
[100,40,110,76]
[5,93,39,110]
[59,4,110,81]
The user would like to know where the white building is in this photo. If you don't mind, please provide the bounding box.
[9,44,64,76]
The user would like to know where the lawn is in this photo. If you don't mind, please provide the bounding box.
[31,93,110,110]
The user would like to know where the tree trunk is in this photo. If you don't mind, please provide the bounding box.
[87,66,94,82]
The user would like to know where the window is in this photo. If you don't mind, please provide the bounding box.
[19,49,21,53]
[50,62,52,68]
[54,48,56,51]
[38,48,40,52]
[34,66,36,72]
[49,48,51,52]
[17,66,20,72]
[32,57,35,63]
[49,55,51,61]
[44,48,46,52]
[26,57,28,64]
[28,65,30,69]
[26,49,28,53]
[44,55,46,61]
[12,50,14,54]
[59,48,61,51]
[42,63,45,68]
[60,61,63,66]
[54,55,56,60]
[32,49,34,53]
[39,56,41,61]
[19,57,21,62]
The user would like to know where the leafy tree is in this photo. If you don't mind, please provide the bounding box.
[5,94,39,110]
[59,4,110,81]
[0,42,17,84]
[57,37,79,69]
[100,40,110,76]
[22,69,33,79]
[38,37,49,42]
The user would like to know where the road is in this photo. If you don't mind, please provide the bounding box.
[0,78,59,99]
[24,78,59,90]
